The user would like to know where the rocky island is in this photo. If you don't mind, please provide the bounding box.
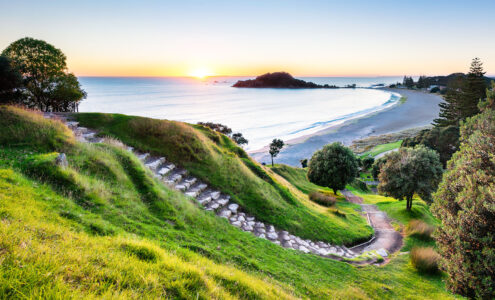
[232,72,338,88]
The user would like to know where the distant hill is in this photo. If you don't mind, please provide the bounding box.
[423,73,494,87]
[232,72,338,88]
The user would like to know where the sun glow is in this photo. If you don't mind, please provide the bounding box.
[188,68,214,79]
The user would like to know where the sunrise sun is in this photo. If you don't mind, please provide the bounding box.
[188,68,213,79]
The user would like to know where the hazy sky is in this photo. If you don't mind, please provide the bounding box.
[1,0,494,77]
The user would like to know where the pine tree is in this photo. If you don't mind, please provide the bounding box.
[460,57,486,118]
[434,58,487,127]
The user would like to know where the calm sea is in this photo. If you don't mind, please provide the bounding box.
[78,76,403,151]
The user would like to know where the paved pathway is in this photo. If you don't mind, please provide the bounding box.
[342,190,403,257]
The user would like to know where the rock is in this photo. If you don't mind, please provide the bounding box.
[317,248,328,256]
[217,198,229,206]
[255,222,265,228]
[299,246,310,253]
[258,233,266,239]
[246,217,254,221]
[247,221,255,227]
[268,225,275,232]
[376,248,388,257]
[232,221,242,227]
[242,225,254,232]
[228,203,239,213]
[218,210,232,218]
[274,240,281,245]
[55,153,68,167]
[267,232,278,240]
[210,191,221,199]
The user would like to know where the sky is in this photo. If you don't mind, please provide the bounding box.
[1,0,494,77]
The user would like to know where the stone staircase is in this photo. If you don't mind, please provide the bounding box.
[47,114,361,260]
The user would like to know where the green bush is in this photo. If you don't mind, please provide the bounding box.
[410,247,441,274]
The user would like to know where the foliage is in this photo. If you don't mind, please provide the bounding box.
[378,145,443,210]
[403,76,415,88]
[434,58,487,127]
[232,132,248,146]
[308,191,336,207]
[410,247,441,274]
[300,158,308,168]
[1,37,86,112]
[431,106,495,299]
[362,157,374,170]
[197,121,232,135]
[269,138,284,166]
[406,220,435,240]
[0,55,22,102]
[358,140,402,158]
[308,142,358,194]
[402,126,459,167]
[232,72,337,89]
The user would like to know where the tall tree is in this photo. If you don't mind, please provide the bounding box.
[307,142,358,194]
[1,37,86,111]
[232,132,248,146]
[431,94,495,298]
[268,139,284,166]
[378,145,443,210]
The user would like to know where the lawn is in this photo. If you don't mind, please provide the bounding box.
[359,140,403,158]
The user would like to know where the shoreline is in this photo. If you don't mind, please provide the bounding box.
[250,88,443,166]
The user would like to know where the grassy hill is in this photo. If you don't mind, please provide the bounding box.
[0,106,458,299]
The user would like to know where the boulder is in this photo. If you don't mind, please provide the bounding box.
[55,153,68,168]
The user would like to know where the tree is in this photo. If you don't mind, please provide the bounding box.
[371,157,386,180]
[1,37,86,111]
[307,142,358,194]
[362,157,375,170]
[403,76,414,88]
[402,126,460,167]
[268,139,284,166]
[232,132,248,146]
[300,158,308,168]
[378,145,443,210]
[431,101,495,298]
[0,55,22,103]
[434,58,487,127]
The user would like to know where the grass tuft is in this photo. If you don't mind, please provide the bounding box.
[410,247,441,274]
[406,220,435,240]
[309,191,336,207]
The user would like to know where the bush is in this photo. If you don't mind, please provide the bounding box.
[410,247,441,274]
[309,192,336,207]
[406,220,435,240]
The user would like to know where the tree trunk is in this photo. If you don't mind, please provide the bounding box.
[271,155,274,167]
[333,188,337,195]
[406,195,413,211]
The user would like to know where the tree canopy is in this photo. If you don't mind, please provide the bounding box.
[232,132,248,146]
[1,37,86,112]
[378,145,443,210]
[307,142,358,194]
[401,125,460,167]
[268,139,284,166]
[431,95,495,298]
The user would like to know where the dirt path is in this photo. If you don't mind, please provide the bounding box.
[342,190,403,256]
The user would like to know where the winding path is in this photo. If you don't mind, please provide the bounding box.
[44,112,397,264]
[342,190,403,257]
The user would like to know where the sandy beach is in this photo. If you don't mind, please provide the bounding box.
[250,88,443,166]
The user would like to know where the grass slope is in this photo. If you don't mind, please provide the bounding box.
[359,140,402,158]
[0,106,458,299]
[72,112,371,245]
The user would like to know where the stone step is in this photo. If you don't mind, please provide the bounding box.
[184,182,207,197]
[158,163,175,176]
[137,153,150,161]
[126,146,134,152]
[164,169,187,185]
[75,127,88,134]
[145,157,166,170]
[88,137,104,143]
[175,177,197,191]
[83,132,96,139]
[65,121,79,128]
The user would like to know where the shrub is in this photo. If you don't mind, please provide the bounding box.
[410,247,441,274]
[309,192,336,207]
[406,220,435,240]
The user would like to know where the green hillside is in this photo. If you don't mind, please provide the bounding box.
[0,106,457,299]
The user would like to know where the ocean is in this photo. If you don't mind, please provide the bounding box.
[78,76,403,151]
